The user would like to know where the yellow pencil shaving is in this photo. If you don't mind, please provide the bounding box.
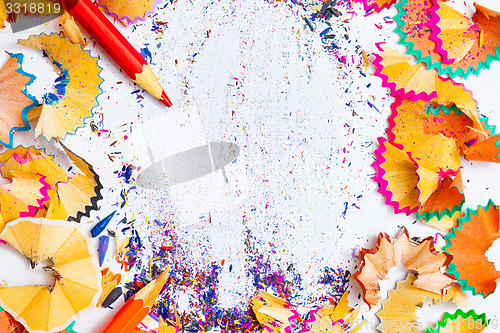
[97,269,121,307]
[27,105,43,121]
[116,235,129,257]
[362,50,369,67]
[0,1,6,29]
[0,218,102,332]
[311,4,322,12]
[60,11,88,47]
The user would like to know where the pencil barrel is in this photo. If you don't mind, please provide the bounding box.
[100,297,150,333]
[61,0,146,80]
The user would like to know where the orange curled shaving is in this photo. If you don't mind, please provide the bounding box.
[462,135,500,162]
[373,137,464,220]
[431,0,476,63]
[443,200,500,297]
[423,105,490,156]
[416,170,464,221]
[96,268,121,307]
[430,1,500,66]
[386,100,467,221]
[398,102,500,163]
[0,308,25,333]
[353,228,454,307]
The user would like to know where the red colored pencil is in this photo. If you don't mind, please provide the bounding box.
[100,270,169,333]
[61,0,172,107]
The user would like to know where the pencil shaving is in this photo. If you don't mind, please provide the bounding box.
[377,274,467,333]
[394,0,499,79]
[251,290,300,333]
[97,269,121,307]
[353,228,453,307]
[388,98,461,172]
[443,200,500,297]
[46,142,104,222]
[60,12,87,47]
[427,309,488,333]
[373,45,481,128]
[306,291,365,333]
[98,0,161,24]
[0,171,50,232]
[0,54,37,148]
[17,33,103,141]
[0,218,101,333]
[358,0,398,13]
[251,290,364,333]
[0,1,7,28]
[428,1,500,67]
[0,146,68,188]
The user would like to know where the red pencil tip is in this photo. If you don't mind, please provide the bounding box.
[160,90,172,107]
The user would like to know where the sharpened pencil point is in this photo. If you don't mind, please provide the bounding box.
[157,269,169,281]
[160,90,173,107]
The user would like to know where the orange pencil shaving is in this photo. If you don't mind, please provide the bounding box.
[100,270,169,333]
